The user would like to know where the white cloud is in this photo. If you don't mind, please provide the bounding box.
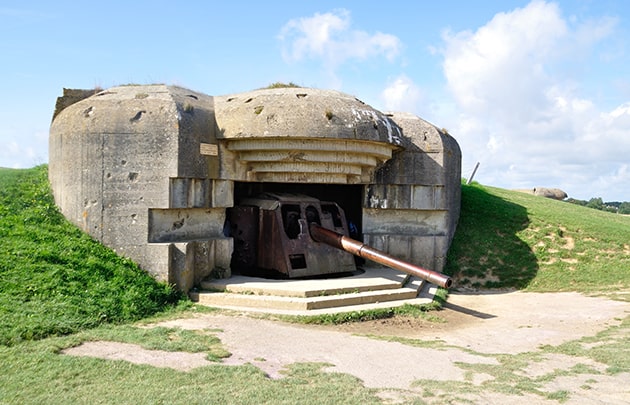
[442,0,567,120]
[7,140,20,154]
[437,0,628,200]
[605,102,630,119]
[0,133,48,168]
[279,9,350,62]
[580,103,630,161]
[279,9,401,69]
[573,15,618,54]
[381,75,421,112]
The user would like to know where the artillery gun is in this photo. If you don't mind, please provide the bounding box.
[226,193,452,289]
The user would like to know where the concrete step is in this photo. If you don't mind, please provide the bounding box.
[190,286,420,311]
[199,267,409,298]
[190,267,435,314]
[190,281,437,316]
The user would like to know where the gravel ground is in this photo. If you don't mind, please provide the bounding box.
[64,290,630,404]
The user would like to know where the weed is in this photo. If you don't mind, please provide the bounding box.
[546,390,570,401]
[264,82,301,89]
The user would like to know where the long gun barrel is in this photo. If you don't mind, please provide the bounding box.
[309,223,453,289]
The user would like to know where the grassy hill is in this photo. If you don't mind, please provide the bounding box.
[0,166,182,346]
[1,166,629,346]
[445,182,630,295]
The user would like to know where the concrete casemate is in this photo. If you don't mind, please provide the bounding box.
[49,84,461,292]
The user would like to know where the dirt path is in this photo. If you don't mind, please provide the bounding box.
[64,291,630,404]
[332,290,627,353]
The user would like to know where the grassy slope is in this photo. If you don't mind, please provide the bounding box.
[1,167,628,404]
[1,167,629,346]
[0,166,182,346]
[446,182,630,294]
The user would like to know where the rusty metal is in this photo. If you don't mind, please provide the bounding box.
[228,192,453,287]
[228,193,356,278]
[309,223,453,288]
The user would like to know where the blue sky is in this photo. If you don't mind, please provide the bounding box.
[1,0,629,201]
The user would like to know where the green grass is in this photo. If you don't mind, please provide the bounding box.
[0,330,380,404]
[0,347,380,405]
[1,166,629,403]
[3,167,628,345]
[445,182,630,294]
[0,166,183,346]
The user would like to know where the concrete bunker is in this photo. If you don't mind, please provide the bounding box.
[49,84,461,296]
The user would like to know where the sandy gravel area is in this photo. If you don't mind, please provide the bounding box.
[63,291,630,404]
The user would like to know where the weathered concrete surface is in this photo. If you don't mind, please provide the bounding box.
[365,112,462,270]
[214,87,404,185]
[49,84,461,293]
[214,88,404,144]
[49,85,225,284]
[52,88,99,121]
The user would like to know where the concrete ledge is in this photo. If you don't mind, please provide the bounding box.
[191,287,419,311]
[200,267,408,298]
[190,267,440,314]
[190,284,439,316]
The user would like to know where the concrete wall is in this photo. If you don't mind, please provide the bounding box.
[49,84,461,292]
[363,112,461,271]
[214,88,404,184]
[49,85,232,288]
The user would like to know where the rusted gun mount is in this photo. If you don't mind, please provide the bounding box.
[227,192,453,288]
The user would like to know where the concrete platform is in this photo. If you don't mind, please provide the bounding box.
[189,267,439,315]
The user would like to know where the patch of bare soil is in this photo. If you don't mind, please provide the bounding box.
[62,291,630,404]
[62,341,212,371]
[324,299,480,338]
